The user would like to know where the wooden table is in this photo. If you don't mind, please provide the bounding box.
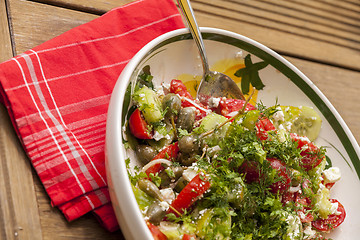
[0,0,359,239]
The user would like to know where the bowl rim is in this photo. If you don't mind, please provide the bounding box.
[105,27,360,240]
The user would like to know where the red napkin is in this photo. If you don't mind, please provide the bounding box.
[0,0,184,232]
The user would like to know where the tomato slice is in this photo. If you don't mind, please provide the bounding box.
[146,221,168,240]
[168,172,211,216]
[129,108,152,139]
[217,98,256,117]
[182,234,196,240]
[256,117,276,141]
[290,133,324,171]
[145,142,179,176]
[312,199,346,232]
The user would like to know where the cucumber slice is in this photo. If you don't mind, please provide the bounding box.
[271,106,322,141]
[132,86,163,123]
[291,106,322,141]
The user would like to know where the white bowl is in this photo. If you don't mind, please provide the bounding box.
[105,27,360,239]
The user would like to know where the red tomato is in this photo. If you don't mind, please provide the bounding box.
[217,98,256,117]
[290,133,324,171]
[169,79,193,100]
[182,234,197,240]
[267,158,291,194]
[145,142,179,176]
[238,160,261,183]
[312,199,346,232]
[256,117,276,141]
[147,221,168,240]
[169,79,209,120]
[168,172,211,216]
[129,108,152,139]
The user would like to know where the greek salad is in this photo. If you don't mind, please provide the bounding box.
[123,63,346,240]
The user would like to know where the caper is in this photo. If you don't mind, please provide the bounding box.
[176,107,196,132]
[146,201,167,225]
[135,145,157,164]
[159,166,184,188]
[162,93,181,118]
[137,179,162,200]
[178,135,199,154]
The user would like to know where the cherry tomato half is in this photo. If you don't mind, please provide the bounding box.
[267,158,291,194]
[217,98,256,117]
[256,117,276,141]
[238,160,261,183]
[129,108,152,139]
[290,133,324,171]
[312,199,346,232]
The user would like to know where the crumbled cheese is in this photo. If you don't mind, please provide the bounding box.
[160,188,175,204]
[159,201,170,211]
[303,224,317,239]
[182,168,198,182]
[323,167,341,183]
[329,201,342,215]
[208,97,221,108]
[286,214,301,240]
[152,131,165,141]
[273,107,285,122]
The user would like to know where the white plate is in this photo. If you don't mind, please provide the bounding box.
[106,27,360,239]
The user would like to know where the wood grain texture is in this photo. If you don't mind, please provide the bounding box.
[191,0,360,71]
[1,0,359,239]
[0,0,13,61]
[5,0,125,239]
[8,0,98,54]
[1,1,43,240]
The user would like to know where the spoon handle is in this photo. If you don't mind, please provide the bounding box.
[177,0,210,74]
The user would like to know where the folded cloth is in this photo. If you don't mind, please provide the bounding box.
[0,0,184,232]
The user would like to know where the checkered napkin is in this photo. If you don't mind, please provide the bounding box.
[0,0,184,232]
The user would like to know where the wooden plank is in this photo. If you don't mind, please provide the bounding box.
[0,1,43,240]
[0,0,13,61]
[191,0,360,71]
[32,0,133,14]
[26,0,360,71]
[7,0,125,239]
[8,0,98,54]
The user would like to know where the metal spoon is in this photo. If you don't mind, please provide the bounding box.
[177,0,245,104]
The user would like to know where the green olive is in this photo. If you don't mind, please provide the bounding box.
[137,179,162,200]
[146,201,167,225]
[178,152,198,166]
[177,107,196,132]
[174,177,189,193]
[178,135,199,154]
[135,145,157,164]
[162,93,181,118]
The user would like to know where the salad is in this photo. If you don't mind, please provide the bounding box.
[123,64,346,240]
